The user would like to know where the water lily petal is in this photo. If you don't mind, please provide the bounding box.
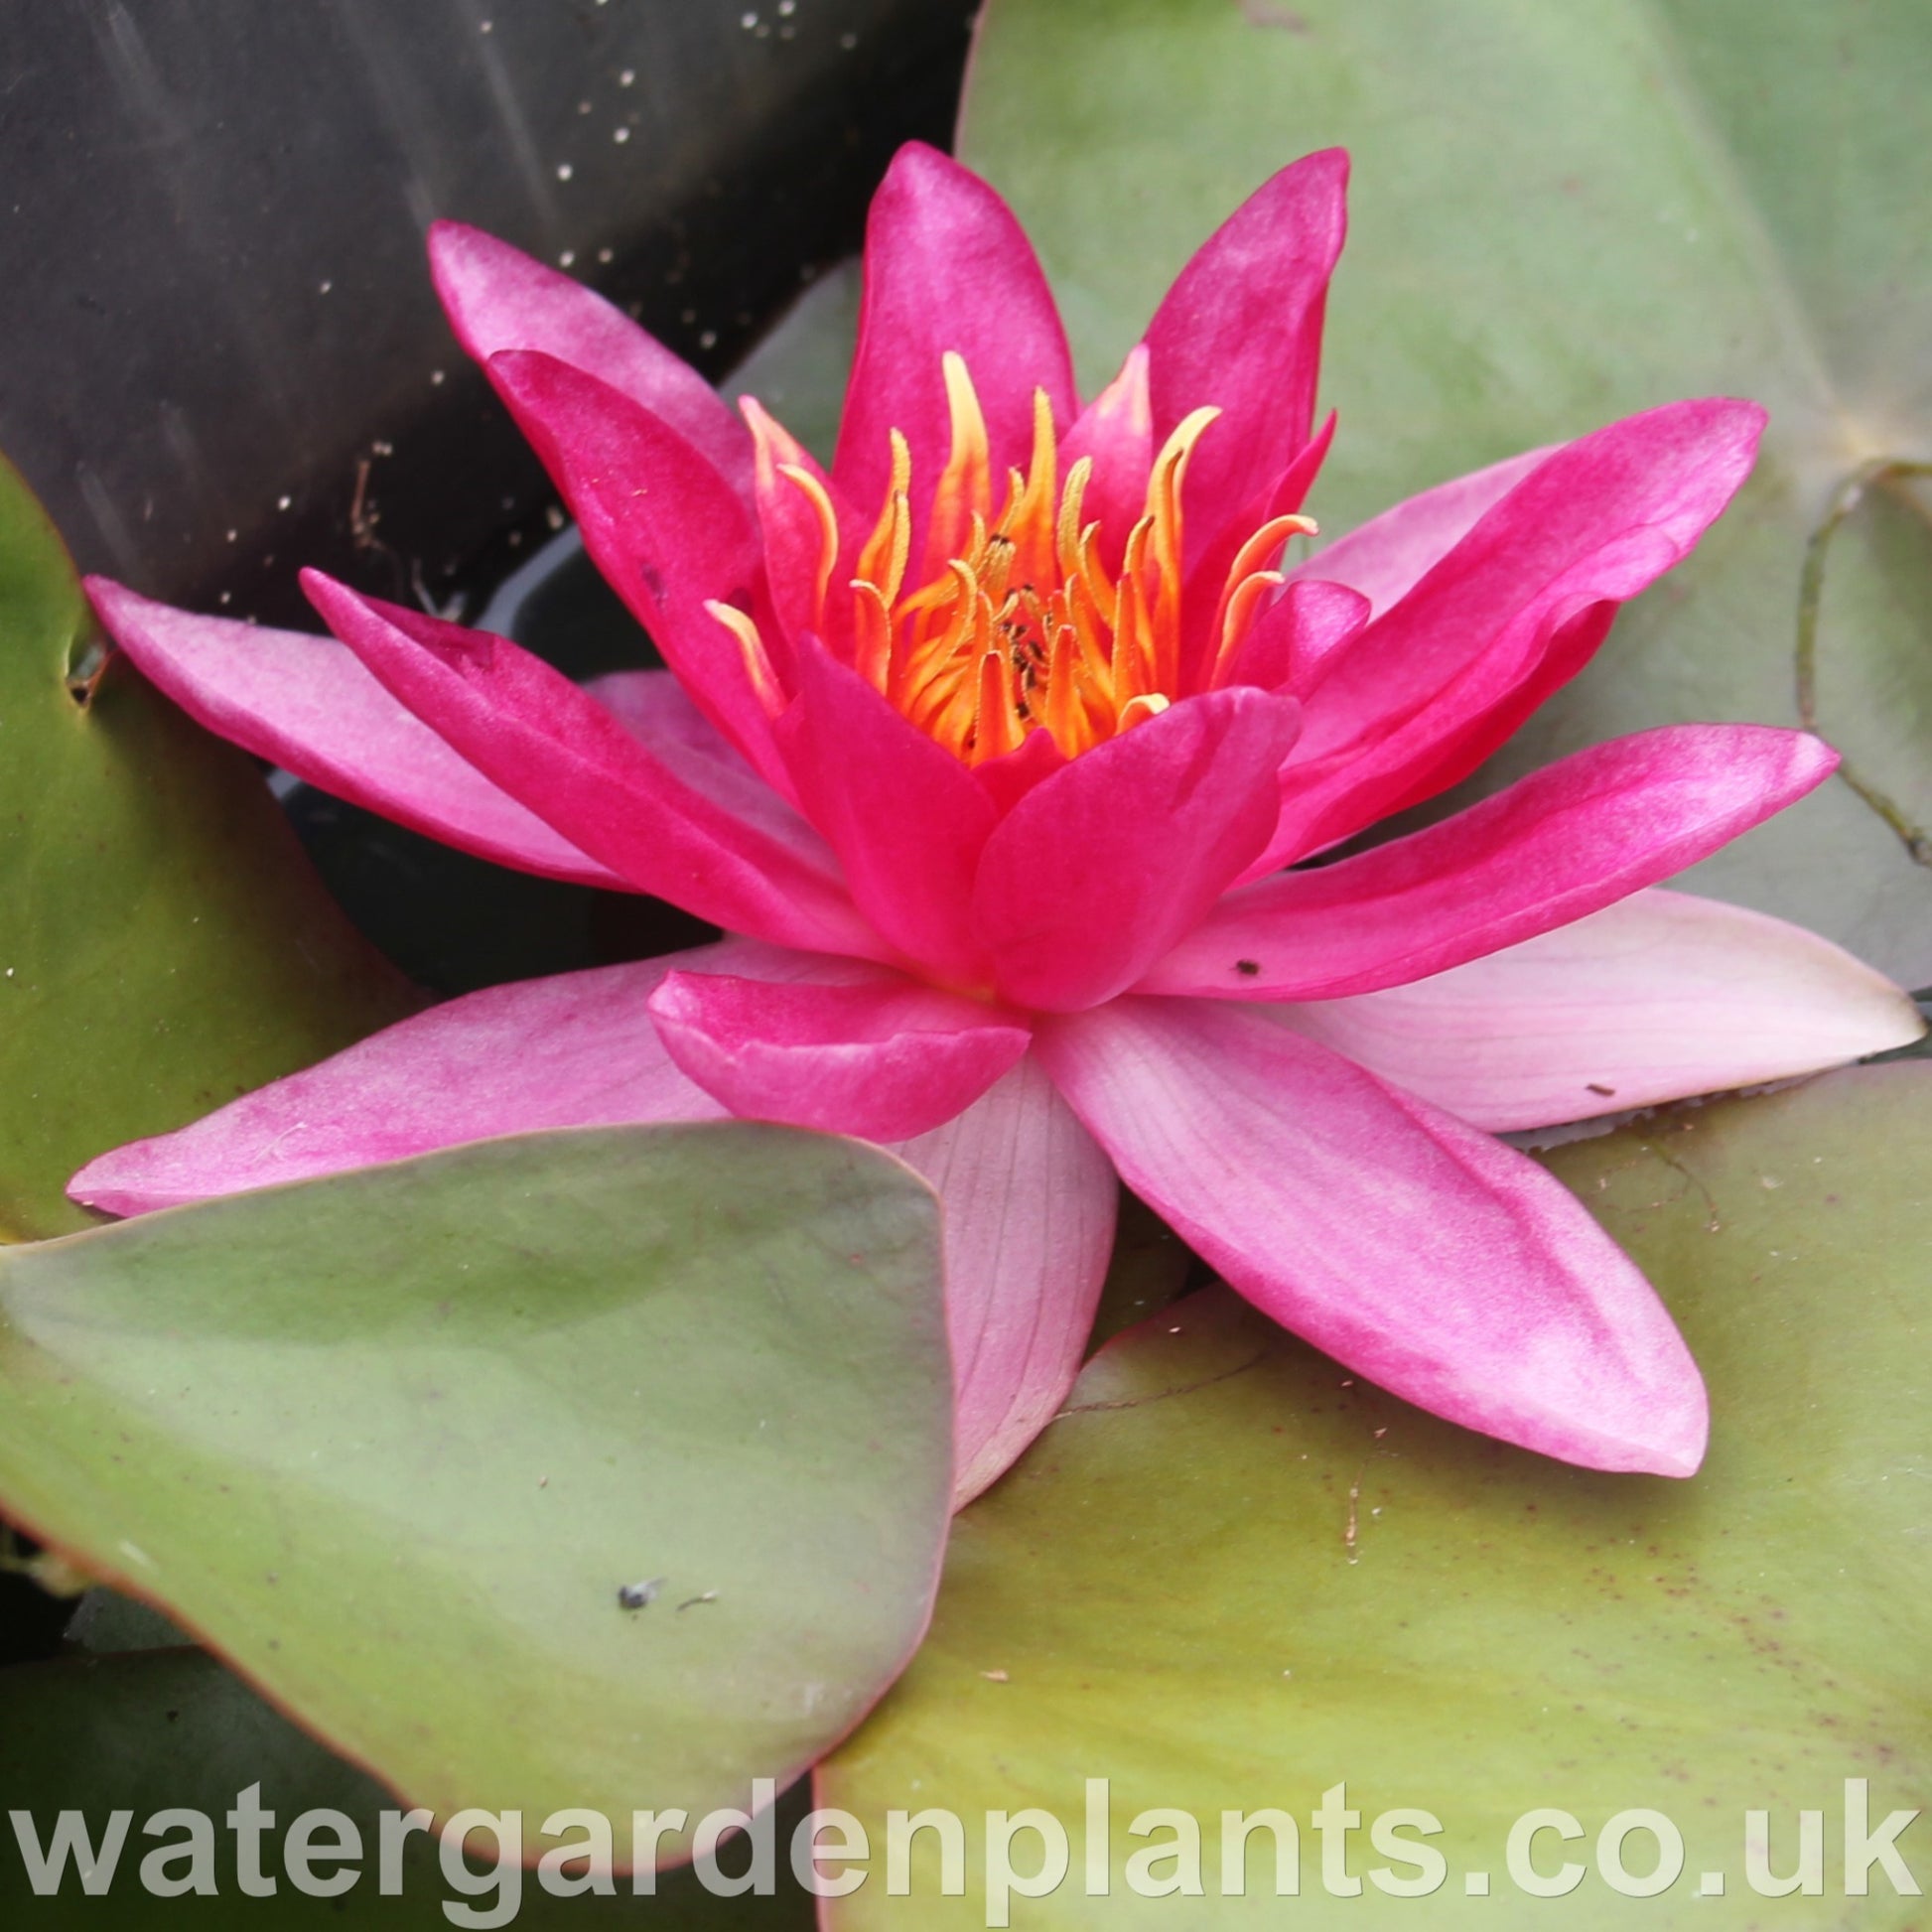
[484,348,786,787]
[889,1054,1117,1507]
[1143,725,1838,1001]
[972,724,1069,816]
[302,573,885,960]
[1143,148,1348,565]
[428,219,753,499]
[647,967,1032,1143]
[1258,398,1765,866]
[1059,344,1154,576]
[774,637,999,988]
[68,944,764,1215]
[1274,889,1926,1132]
[1178,411,1338,677]
[832,143,1076,553]
[85,579,621,888]
[1289,445,1551,618]
[1035,999,1708,1477]
[586,668,839,878]
[1221,576,1370,698]
[973,688,1299,1012]
[739,398,859,670]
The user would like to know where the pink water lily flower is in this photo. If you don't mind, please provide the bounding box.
[74,144,1920,1502]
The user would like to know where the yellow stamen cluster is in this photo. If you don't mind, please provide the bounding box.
[719,353,1313,766]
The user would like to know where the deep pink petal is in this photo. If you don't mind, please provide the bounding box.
[647,967,1031,1142]
[1143,725,1837,1002]
[739,397,859,670]
[1275,889,1926,1131]
[1035,1000,1708,1476]
[68,943,775,1215]
[1178,411,1337,680]
[429,219,752,499]
[888,1054,1117,1506]
[774,638,999,987]
[1288,444,1551,618]
[1310,399,1763,744]
[1257,399,1766,868]
[1221,576,1370,698]
[831,144,1076,549]
[302,574,885,960]
[972,724,1068,816]
[85,579,621,889]
[484,348,786,786]
[585,668,836,878]
[973,689,1299,1012]
[1144,150,1347,564]
[1060,345,1153,576]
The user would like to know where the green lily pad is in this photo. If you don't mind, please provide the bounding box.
[0,1123,953,1851]
[959,0,1932,986]
[0,1644,815,1925]
[819,1064,1932,1926]
[0,453,418,1241]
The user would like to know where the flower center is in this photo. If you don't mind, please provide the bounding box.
[720,353,1313,765]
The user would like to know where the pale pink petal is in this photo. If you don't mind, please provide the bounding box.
[888,1054,1118,1506]
[86,580,621,889]
[1143,726,1837,1002]
[68,943,778,1215]
[973,688,1299,1012]
[302,574,886,961]
[429,219,753,499]
[1035,999,1708,1476]
[1143,149,1347,564]
[647,967,1031,1142]
[832,144,1076,552]
[1274,889,1926,1131]
[774,638,999,988]
[484,348,788,788]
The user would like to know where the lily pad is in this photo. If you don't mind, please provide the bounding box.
[0,1122,953,1849]
[0,453,417,1241]
[959,0,1932,986]
[819,1063,1932,1925]
[0,1644,816,1925]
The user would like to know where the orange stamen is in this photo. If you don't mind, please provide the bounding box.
[719,354,1310,767]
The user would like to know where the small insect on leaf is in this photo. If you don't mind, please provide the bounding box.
[618,1577,665,1610]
